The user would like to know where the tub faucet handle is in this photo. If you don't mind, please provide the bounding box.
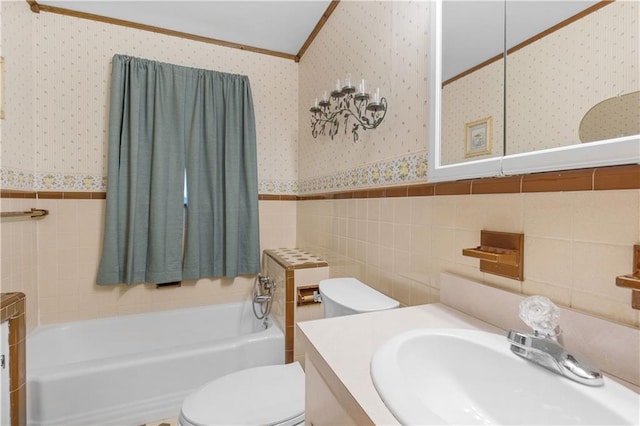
[258,275,275,290]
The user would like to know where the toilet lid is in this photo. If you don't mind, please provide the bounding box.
[319,277,400,312]
[181,362,305,426]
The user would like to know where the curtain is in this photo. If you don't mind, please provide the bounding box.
[182,70,260,279]
[97,55,260,285]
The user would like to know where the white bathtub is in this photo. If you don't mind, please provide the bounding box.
[27,301,284,426]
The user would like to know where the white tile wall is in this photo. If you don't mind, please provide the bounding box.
[297,190,640,328]
[0,199,296,330]
[0,198,38,331]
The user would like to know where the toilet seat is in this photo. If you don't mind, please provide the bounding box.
[179,362,305,426]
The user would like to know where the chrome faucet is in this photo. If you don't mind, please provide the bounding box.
[507,296,604,386]
[507,329,603,386]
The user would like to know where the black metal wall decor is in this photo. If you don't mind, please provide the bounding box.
[310,74,387,142]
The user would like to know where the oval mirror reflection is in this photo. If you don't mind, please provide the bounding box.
[579,91,640,143]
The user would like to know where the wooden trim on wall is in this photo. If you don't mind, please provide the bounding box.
[443,51,503,87]
[26,0,39,13]
[26,0,341,62]
[26,1,299,61]
[296,164,640,200]
[0,292,27,426]
[0,190,105,199]
[0,190,37,199]
[295,1,340,62]
[506,0,613,57]
[443,0,613,87]
[258,194,298,201]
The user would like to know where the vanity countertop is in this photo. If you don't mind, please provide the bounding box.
[298,272,640,424]
[296,303,503,425]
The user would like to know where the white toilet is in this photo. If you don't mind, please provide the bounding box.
[178,277,399,426]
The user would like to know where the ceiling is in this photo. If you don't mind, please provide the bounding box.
[443,0,600,81]
[36,0,333,58]
[35,0,601,72]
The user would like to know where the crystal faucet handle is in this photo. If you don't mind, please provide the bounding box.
[519,295,560,337]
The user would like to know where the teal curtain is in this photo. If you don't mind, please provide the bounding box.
[97,55,260,285]
[182,71,260,279]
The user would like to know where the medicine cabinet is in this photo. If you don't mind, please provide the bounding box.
[428,0,639,182]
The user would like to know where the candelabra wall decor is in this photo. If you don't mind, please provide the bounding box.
[309,74,387,142]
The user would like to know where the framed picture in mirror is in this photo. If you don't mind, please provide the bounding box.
[465,116,492,157]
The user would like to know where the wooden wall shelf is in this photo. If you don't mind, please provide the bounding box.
[463,230,524,281]
[616,245,640,309]
[462,246,518,266]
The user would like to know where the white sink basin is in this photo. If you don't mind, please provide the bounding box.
[371,328,640,425]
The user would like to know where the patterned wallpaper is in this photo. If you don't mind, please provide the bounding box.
[299,150,428,193]
[1,2,299,193]
[507,0,638,155]
[1,1,35,190]
[442,1,638,164]
[0,3,3,160]
[297,1,430,194]
[441,60,505,165]
[3,1,635,195]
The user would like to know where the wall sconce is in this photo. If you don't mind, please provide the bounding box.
[309,73,387,142]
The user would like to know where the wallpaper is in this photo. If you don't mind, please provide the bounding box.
[0,1,35,190]
[299,150,428,193]
[1,1,637,195]
[506,0,638,155]
[1,2,299,193]
[298,1,430,193]
[441,60,505,165]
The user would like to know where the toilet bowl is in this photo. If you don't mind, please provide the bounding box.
[178,277,398,426]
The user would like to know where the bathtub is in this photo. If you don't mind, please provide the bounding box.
[27,301,284,426]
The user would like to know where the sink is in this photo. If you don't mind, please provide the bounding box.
[371,328,640,425]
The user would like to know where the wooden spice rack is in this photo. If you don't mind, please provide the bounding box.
[615,244,640,309]
[462,230,524,281]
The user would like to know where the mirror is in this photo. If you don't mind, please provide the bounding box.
[579,91,640,143]
[441,1,505,166]
[429,0,640,182]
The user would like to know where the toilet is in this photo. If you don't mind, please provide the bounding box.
[318,277,400,317]
[178,277,399,426]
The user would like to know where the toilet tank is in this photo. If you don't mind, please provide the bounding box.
[319,278,399,318]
